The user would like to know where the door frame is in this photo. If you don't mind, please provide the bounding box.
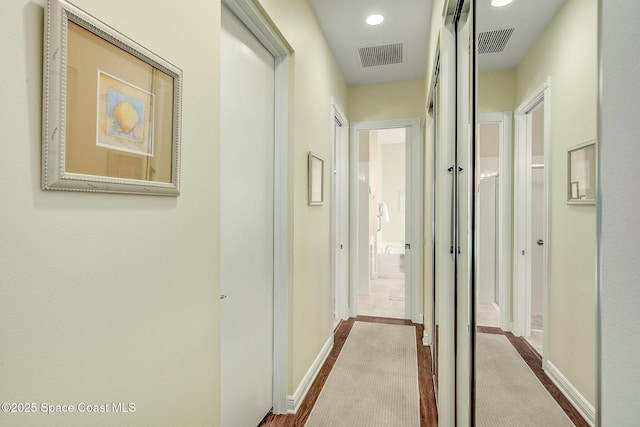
[513,78,551,361]
[477,112,513,331]
[222,0,290,414]
[331,99,349,321]
[349,118,423,324]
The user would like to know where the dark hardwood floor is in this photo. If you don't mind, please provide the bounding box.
[477,326,590,427]
[260,316,438,427]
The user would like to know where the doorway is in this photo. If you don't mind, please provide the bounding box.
[349,118,422,324]
[514,80,550,357]
[357,127,407,319]
[476,113,512,330]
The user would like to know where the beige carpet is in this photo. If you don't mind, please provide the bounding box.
[476,333,573,426]
[305,322,420,427]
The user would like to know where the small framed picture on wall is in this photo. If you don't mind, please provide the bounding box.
[308,152,324,206]
[567,140,596,204]
[42,0,183,196]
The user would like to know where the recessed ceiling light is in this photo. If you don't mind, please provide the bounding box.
[491,0,513,7]
[366,14,384,26]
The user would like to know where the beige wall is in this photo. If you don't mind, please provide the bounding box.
[478,70,516,113]
[348,80,425,122]
[515,0,597,406]
[255,0,349,396]
[380,143,406,244]
[0,0,220,426]
[368,133,380,240]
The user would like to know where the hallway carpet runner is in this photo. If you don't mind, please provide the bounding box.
[304,321,420,427]
[476,333,573,426]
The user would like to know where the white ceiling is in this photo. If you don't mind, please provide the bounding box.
[309,0,566,84]
[308,0,433,86]
[477,0,565,72]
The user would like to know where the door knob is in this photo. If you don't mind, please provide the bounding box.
[220,294,228,300]
[536,239,544,246]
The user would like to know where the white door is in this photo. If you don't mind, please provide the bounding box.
[531,167,545,332]
[432,2,474,423]
[221,6,275,426]
[454,7,473,424]
[434,26,456,425]
[332,112,349,323]
[478,176,498,306]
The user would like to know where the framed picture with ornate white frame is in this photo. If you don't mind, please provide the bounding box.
[308,152,324,206]
[567,139,596,205]
[42,0,183,195]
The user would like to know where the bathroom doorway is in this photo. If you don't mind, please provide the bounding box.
[356,127,407,319]
[350,117,422,323]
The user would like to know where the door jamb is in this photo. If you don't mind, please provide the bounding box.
[349,118,423,324]
[331,99,349,321]
[513,78,551,362]
[222,0,291,414]
[477,112,513,332]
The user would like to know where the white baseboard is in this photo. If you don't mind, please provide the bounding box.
[544,360,595,426]
[286,335,333,414]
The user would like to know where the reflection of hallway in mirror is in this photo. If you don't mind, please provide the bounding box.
[527,314,543,355]
[358,277,405,319]
[477,302,500,327]
[476,329,583,427]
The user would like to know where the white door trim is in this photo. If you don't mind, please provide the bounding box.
[331,99,349,321]
[513,78,551,363]
[477,112,513,332]
[222,0,290,414]
[349,117,423,324]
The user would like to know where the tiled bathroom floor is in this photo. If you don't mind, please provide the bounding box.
[357,277,406,319]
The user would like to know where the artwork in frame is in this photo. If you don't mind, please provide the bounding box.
[308,152,324,206]
[570,181,580,200]
[42,0,182,195]
[567,139,596,205]
[97,71,155,157]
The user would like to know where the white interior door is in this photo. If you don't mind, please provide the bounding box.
[332,110,349,322]
[455,7,473,425]
[478,176,498,305]
[221,6,275,426]
[434,24,456,425]
[531,167,545,330]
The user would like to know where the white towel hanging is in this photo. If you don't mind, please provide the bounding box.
[378,202,390,222]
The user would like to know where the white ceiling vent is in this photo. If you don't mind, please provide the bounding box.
[478,28,515,54]
[358,42,404,67]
